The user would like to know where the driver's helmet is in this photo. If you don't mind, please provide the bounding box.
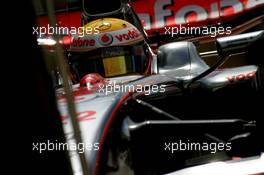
[68,18,151,81]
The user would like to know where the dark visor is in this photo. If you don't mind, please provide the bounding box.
[69,44,149,80]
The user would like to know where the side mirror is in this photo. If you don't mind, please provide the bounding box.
[216,30,264,57]
[157,41,209,80]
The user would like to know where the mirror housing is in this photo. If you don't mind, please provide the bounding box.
[216,30,264,57]
[157,41,209,80]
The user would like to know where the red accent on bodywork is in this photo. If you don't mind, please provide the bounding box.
[227,76,236,83]
[232,156,242,160]
[94,92,131,175]
[57,95,86,103]
[77,111,97,121]
[80,73,105,88]
[79,73,107,94]
[226,71,256,83]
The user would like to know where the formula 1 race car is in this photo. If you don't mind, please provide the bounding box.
[54,17,264,175]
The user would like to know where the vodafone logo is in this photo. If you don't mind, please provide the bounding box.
[115,28,141,42]
[226,71,256,83]
[70,27,143,50]
[98,33,113,46]
[132,0,264,31]
[72,37,95,47]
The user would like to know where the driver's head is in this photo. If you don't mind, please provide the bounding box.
[68,18,151,80]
